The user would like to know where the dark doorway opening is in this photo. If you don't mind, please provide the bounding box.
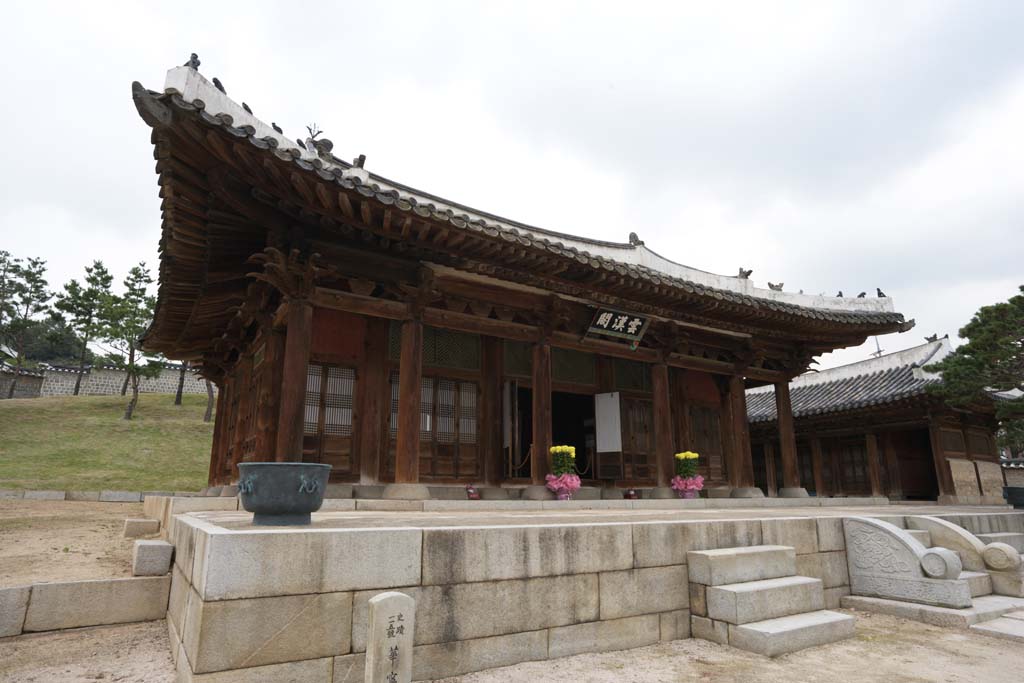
[551,391,596,480]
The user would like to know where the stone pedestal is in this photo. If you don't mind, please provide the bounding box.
[650,487,675,500]
[382,483,431,501]
[778,487,810,498]
[730,487,765,499]
[521,485,555,501]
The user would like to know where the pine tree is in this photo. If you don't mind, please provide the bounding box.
[0,251,18,345]
[101,263,159,419]
[927,285,1024,454]
[55,260,113,396]
[6,257,50,398]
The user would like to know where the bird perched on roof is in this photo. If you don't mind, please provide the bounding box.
[184,53,200,70]
[768,282,784,291]
[296,138,306,150]
[857,292,866,298]
[271,122,283,134]
[242,102,252,115]
[836,290,843,297]
[876,287,886,297]
[212,77,226,94]
[925,333,939,342]
[738,267,753,279]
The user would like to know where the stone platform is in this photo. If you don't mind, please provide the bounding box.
[161,501,1023,682]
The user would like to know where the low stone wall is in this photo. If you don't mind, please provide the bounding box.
[39,366,212,398]
[0,368,44,399]
[0,576,170,638]
[165,509,872,682]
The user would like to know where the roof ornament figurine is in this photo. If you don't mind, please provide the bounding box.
[836,290,843,297]
[271,122,283,134]
[738,267,753,279]
[212,77,226,94]
[242,102,252,114]
[857,291,867,298]
[768,282,784,291]
[354,154,366,168]
[628,232,644,246]
[183,53,200,70]
[877,287,887,297]
[925,333,939,342]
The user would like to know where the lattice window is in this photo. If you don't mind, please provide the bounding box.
[387,370,480,480]
[612,358,651,392]
[388,323,481,370]
[303,362,357,479]
[503,341,532,377]
[552,348,596,385]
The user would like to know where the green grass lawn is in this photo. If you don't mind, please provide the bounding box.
[0,393,214,491]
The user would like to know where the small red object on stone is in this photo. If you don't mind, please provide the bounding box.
[624,488,639,499]
[465,484,481,500]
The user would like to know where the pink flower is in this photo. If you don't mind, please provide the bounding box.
[545,473,581,495]
[671,474,704,492]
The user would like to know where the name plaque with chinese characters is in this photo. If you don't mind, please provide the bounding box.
[586,308,650,347]
[365,591,415,683]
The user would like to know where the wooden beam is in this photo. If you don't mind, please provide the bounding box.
[882,431,903,499]
[651,363,674,488]
[395,318,423,483]
[274,299,313,461]
[531,341,552,485]
[775,381,802,491]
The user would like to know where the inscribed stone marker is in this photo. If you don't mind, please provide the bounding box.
[365,591,415,683]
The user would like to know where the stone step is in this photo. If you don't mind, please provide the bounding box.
[960,571,993,598]
[707,575,824,625]
[905,529,932,547]
[687,545,797,587]
[728,610,856,657]
[977,532,1024,553]
[969,616,1024,642]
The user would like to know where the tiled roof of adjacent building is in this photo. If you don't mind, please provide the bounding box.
[746,338,952,423]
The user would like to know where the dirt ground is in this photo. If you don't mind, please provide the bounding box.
[0,500,146,586]
[445,610,1023,682]
[0,611,1019,682]
[0,620,173,683]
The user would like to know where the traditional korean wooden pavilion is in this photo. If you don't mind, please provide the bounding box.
[133,61,914,498]
[746,338,1006,503]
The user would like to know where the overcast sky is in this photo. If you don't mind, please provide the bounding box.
[2,1,1021,369]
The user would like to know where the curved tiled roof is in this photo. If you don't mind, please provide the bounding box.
[746,339,950,423]
[133,66,909,330]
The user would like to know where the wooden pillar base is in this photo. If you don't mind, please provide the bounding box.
[778,487,810,498]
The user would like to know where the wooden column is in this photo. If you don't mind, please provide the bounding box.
[394,318,423,484]
[357,318,390,482]
[480,337,504,486]
[866,432,883,497]
[882,431,902,499]
[810,436,827,496]
[651,363,674,487]
[764,441,778,497]
[257,331,284,461]
[531,341,552,485]
[927,420,955,498]
[230,356,254,475]
[728,375,755,488]
[274,300,313,462]
[774,381,802,491]
[207,382,228,485]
